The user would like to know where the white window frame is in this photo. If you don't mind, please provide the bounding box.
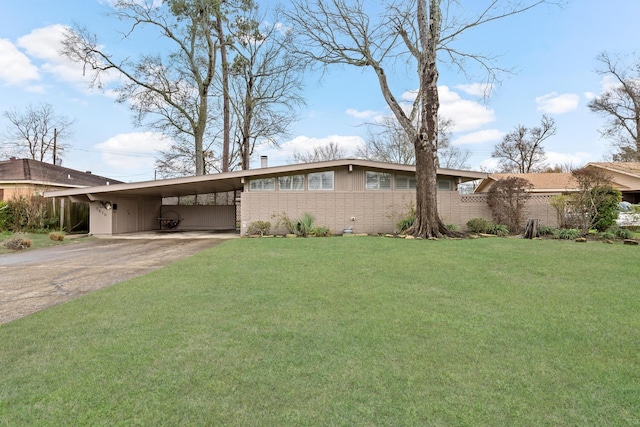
[437,179,453,191]
[395,174,417,190]
[308,171,334,191]
[278,175,305,191]
[366,171,392,190]
[249,177,275,191]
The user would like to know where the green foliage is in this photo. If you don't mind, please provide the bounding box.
[310,226,331,237]
[396,206,416,233]
[602,225,634,240]
[446,224,460,232]
[466,217,494,234]
[2,236,32,250]
[4,195,52,232]
[294,213,315,237]
[591,187,621,231]
[0,201,9,231]
[550,195,570,229]
[538,226,558,236]
[246,220,271,236]
[556,228,582,240]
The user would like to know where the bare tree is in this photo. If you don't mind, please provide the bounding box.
[357,116,470,168]
[62,0,228,176]
[292,142,348,163]
[492,114,556,173]
[588,52,640,161]
[282,0,550,237]
[229,9,306,170]
[2,103,74,163]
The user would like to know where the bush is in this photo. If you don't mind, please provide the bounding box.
[271,212,296,234]
[556,228,582,240]
[487,177,533,233]
[310,227,331,237]
[2,236,32,250]
[396,207,416,233]
[466,218,494,234]
[246,221,271,236]
[491,224,509,237]
[294,213,315,237]
[538,226,558,236]
[603,226,633,240]
[591,187,621,232]
[49,232,65,241]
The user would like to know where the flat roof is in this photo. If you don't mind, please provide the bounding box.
[44,159,487,201]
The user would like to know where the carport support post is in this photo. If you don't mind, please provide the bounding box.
[60,198,65,231]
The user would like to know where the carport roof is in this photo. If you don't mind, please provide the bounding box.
[44,159,487,201]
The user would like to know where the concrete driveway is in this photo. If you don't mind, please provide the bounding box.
[0,234,236,324]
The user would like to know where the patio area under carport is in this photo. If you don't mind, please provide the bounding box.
[45,171,248,236]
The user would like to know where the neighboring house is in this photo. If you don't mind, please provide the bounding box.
[475,162,640,203]
[45,159,491,236]
[0,157,121,201]
[474,172,579,195]
[584,162,640,204]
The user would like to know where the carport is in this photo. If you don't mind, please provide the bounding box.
[45,171,247,236]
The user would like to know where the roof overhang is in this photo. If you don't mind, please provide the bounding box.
[44,159,488,201]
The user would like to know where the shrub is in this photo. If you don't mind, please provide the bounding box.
[538,226,558,236]
[246,221,271,236]
[446,224,460,232]
[556,228,581,240]
[294,213,315,237]
[0,202,9,231]
[2,237,32,250]
[491,224,509,237]
[310,226,331,237]
[49,232,65,241]
[487,177,533,233]
[604,226,633,240]
[271,212,295,234]
[466,218,494,234]
[396,207,416,233]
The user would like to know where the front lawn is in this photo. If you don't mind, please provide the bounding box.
[1,237,638,425]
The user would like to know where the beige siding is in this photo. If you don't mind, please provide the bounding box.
[241,191,558,235]
[89,202,114,235]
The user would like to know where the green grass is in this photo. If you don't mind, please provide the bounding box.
[1,237,639,426]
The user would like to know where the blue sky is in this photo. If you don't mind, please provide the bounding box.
[1,0,638,182]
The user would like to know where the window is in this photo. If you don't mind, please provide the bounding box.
[437,179,453,191]
[308,171,334,190]
[278,175,305,190]
[366,171,392,190]
[395,175,416,190]
[249,178,275,191]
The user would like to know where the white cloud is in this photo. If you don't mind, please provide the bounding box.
[345,108,381,120]
[584,91,596,101]
[535,92,580,114]
[17,25,120,89]
[95,132,172,171]
[454,83,493,97]
[254,134,365,167]
[479,157,500,172]
[0,38,40,85]
[545,151,592,168]
[400,86,496,132]
[439,86,496,132]
[452,129,505,145]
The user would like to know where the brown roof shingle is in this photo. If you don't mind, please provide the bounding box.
[0,158,121,187]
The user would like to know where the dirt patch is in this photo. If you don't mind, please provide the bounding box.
[0,238,227,324]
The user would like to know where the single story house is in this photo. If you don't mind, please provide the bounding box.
[44,158,489,236]
[474,162,640,204]
[0,157,120,201]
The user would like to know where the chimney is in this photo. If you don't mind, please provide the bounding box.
[260,155,268,168]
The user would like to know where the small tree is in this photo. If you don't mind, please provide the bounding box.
[569,167,621,233]
[486,177,533,233]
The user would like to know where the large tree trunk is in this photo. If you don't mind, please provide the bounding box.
[406,0,454,238]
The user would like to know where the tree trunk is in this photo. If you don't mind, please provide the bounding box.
[217,16,231,173]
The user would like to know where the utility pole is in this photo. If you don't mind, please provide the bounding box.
[53,128,58,165]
